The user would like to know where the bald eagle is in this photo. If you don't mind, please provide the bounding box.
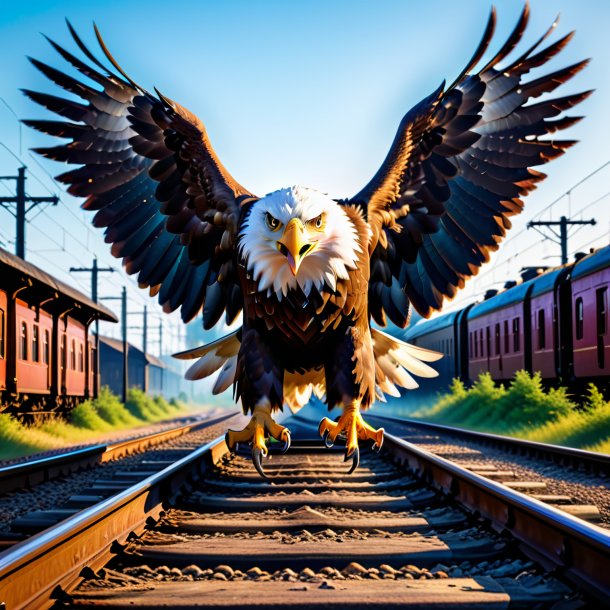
[24,5,588,476]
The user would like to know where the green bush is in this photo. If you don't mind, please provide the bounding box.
[94,386,140,426]
[70,400,112,431]
[125,388,166,421]
[414,371,610,452]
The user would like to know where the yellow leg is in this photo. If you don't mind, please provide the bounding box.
[225,401,291,478]
[318,403,384,473]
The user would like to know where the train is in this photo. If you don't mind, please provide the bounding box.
[99,335,186,401]
[405,245,610,395]
[0,247,117,415]
[0,247,185,418]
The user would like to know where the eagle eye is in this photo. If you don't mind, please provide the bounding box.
[265,212,281,232]
[307,213,325,231]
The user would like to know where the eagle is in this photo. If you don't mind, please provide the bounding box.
[24,5,588,476]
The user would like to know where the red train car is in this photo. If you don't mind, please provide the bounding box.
[404,247,610,394]
[528,266,572,380]
[467,280,534,381]
[0,248,117,417]
[570,248,610,380]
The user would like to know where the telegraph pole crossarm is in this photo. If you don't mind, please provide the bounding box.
[0,166,59,259]
[528,216,597,265]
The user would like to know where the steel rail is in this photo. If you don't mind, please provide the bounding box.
[0,410,238,495]
[0,434,229,610]
[383,432,610,604]
[372,414,610,474]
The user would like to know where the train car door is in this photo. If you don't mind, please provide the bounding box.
[486,326,491,371]
[60,331,67,391]
[596,286,607,370]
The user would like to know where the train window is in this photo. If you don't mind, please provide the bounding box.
[513,318,520,352]
[61,334,67,370]
[20,322,28,361]
[79,343,84,372]
[32,324,40,362]
[575,298,584,340]
[70,339,76,371]
[537,309,546,350]
[504,320,509,353]
[495,323,500,355]
[0,308,4,359]
[479,329,484,357]
[43,330,50,365]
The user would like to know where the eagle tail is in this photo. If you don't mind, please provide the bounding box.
[371,328,441,401]
[173,326,442,404]
[173,329,240,395]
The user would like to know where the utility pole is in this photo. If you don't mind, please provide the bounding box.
[70,258,114,397]
[528,216,597,265]
[101,287,128,403]
[0,166,58,259]
[128,306,149,393]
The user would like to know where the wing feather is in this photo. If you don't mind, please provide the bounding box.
[346,4,588,321]
[25,23,257,324]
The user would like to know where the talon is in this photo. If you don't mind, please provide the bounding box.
[323,429,334,449]
[372,428,384,452]
[252,447,268,479]
[346,447,359,474]
[281,430,291,454]
[319,405,382,474]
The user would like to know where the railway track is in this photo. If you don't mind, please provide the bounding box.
[371,414,610,476]
[1,409,608,609]
[0,410,238,496]
[367,413,610,526]
[0,410,241,553]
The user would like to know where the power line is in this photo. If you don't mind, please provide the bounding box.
[0,166,58,259]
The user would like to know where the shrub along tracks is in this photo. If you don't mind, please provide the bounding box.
[1,412,609,609]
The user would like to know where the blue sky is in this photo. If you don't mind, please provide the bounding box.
[0,0,609,355]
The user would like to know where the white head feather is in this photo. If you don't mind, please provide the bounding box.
[238,186,361,298]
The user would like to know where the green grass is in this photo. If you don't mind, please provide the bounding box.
[0,387,191,462]
[413,372,610,453]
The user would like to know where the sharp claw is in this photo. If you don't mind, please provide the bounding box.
[323,429,334,449]
[281,431,291,454]
[346,447,359,474]
[225,432,235,452]
[252,447,269,479]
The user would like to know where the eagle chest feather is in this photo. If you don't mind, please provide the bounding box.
[238,203,371,353]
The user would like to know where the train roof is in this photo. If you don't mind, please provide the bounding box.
[572,246,610,281]
[405,310,459,340]
[469,279,534,319]
[0,248,118,323]
[99,335,166,368]
[530,266,567,298]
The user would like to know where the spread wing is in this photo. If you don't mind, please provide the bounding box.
[24,22,257,326]
[345,5,590,324]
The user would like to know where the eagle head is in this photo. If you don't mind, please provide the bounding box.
[238,186,361,297]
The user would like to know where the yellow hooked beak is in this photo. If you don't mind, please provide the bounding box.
[276,218,316,276]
